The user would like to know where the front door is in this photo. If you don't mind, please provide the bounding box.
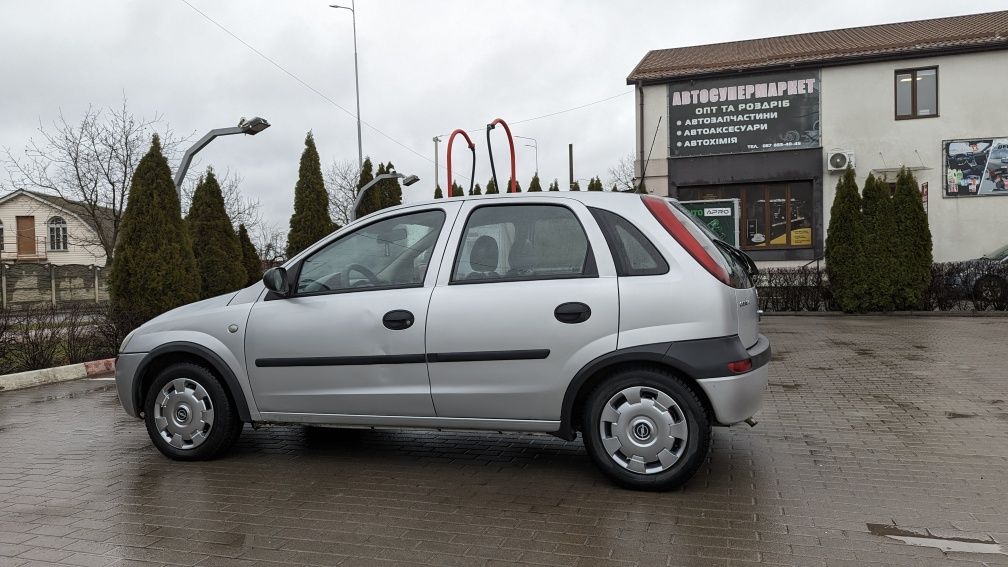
[245,206,457,418]
[425,200,619,421]
[16,216,35,256]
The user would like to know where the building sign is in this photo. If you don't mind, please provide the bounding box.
[668,70,821,158]
[943,138,1008,197]
[680,199,740,246]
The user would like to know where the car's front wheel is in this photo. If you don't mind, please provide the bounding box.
[582,367,710,491]
[143,363,242,461]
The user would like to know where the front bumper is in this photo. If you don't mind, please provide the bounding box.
[115,353,145,419]
[695,334,770,425]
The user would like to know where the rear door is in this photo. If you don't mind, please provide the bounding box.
[425,199,619,421]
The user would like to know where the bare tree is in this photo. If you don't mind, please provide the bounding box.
[608,153,637,193]
[253,221,287,267]
[181,167,263,233]
[3,98,181,266]
[325,159,360,228]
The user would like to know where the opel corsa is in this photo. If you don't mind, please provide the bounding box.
[115,192,769,490]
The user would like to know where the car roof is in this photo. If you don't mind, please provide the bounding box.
[356,191,652,222]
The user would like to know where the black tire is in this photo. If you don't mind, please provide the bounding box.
[973,275,1008,311]
[582,367,710,491]
[143,362,242,461]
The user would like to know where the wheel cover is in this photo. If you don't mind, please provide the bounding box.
[599,386,688,474]
[152,378,215,450]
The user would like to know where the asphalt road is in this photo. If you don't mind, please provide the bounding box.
[1,316,1007,566]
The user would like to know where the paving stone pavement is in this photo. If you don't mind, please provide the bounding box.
[1,316,1007,567]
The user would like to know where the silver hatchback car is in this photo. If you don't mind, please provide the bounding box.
[116,192,769,490]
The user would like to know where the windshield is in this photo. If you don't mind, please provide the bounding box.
[984,243,1008,260]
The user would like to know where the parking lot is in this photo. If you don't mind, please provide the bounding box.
[1,316,1007,567]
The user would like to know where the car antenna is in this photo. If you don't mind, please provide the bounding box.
[636,116,662,193]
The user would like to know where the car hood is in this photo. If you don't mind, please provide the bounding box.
[143,291,240,327]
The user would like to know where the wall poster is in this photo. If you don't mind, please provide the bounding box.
[943,138,1008,197]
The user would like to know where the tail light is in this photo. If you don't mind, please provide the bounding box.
[728,359,753,373]
[641,195,730,285]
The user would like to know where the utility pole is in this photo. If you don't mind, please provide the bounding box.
[433,136,441,195]
[330,2,363,168]
[568,143,574,190]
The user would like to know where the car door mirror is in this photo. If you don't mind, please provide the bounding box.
[262,267,289,295]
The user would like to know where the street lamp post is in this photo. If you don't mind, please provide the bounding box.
[173,116,270,199]
[514,135,538,175]
[351,171,419,221]
[330,2,363,169]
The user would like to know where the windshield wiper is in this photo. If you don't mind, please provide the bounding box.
[714,239,759,279]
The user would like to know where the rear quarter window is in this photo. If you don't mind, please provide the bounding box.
[589,208,669,276]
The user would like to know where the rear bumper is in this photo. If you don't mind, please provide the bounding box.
[695,334,770,425]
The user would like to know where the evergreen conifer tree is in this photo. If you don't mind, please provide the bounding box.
[110,135,199,322]
[451,182,464,197]
[860,173,896,311]
[434,184,443,199]
[548,179,560,191]
[570,180,581,191]
[355,157,376,216]
[286,132,332,257]
[383,161,403,209]
[824,166,868,312]
[187,169,244,299]
[485,178,499,194]
[891,167,933,309]
[528,174,542,192]
[238,223,262,286]
[471,183,482,196]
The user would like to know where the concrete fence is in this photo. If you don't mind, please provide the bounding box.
[1,263,108,308]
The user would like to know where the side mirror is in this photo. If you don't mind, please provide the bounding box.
[262,267,289,295]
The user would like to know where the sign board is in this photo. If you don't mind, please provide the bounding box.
[668,70,821,158]
[679,199,740,247]
[943,138,1008,197]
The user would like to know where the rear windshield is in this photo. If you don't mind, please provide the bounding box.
[667,199,755,288]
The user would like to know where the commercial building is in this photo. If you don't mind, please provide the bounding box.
[628,11,1008,264]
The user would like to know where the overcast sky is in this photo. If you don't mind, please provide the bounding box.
[2,0,1005,233]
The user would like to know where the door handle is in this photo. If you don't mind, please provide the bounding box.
[382,310,415,330]
[554,302,591,324]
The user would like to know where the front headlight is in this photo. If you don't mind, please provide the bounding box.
[119,328,139,353]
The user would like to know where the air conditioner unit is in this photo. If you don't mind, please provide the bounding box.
[827,151,855,172]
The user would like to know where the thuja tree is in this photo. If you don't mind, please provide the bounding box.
[451,182,465,197]
[548,179,560,191]
[470,182,482,196]
[527,174,542,192]
[890,167,933,309]
[824,166,868,312]
[433,184,443,199]
[485,178,498,194]
[187,169,244,298]
[570,180,581,191]
[381,161,404,209]
[286,132,332,257]
[238,223,262,286]
[860,173,896,311]
[110,135,199,322]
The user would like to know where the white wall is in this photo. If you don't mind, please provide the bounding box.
[634,83,668,194]
[0,193,107,266]
[821,50,1008,262]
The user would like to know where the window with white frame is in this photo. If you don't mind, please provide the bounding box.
[48,216,68,251]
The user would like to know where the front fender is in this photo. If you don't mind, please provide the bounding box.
[129,332,259,422]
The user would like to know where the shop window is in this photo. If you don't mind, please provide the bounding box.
[895,67,938,119]
[680,182,813,250]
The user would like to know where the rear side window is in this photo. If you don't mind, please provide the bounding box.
[590,208,668,276]
[452,204,597,282]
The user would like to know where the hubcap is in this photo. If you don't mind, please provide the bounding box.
[153,378,214,450]
[599,386,688,474]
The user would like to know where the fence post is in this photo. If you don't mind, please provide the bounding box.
[50,263,56,307]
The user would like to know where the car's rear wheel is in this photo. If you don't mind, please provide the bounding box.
[582,367,710,491]
[143,363,241,461]
[973,275,1007,311]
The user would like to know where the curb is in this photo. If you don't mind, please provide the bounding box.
[0,358,116,392]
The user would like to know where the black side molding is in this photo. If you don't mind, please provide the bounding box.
[427,349,549,363]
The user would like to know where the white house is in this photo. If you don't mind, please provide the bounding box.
[0,190,110,266]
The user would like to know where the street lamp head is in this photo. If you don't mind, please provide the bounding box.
[240,117,270,135]
[402,174,420,187]
[329,4,353,10]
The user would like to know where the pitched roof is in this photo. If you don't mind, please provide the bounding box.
[628,11,1008,83]
[0,189,115,244]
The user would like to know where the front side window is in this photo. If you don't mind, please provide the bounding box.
[896,67,938,119]
[48,217,67,251]
[296,209,445,295]
[452,205,595,282]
